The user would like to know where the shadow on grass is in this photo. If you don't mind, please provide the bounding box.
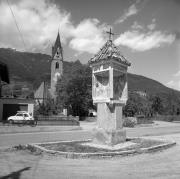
[0,167,31,179]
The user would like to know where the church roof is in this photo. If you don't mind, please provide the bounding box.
[34,81,49,100]
[52,31,63,58]
[55,32,62,48]
[89,40,131,66]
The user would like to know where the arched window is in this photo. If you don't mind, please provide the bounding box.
[55,62,59,69]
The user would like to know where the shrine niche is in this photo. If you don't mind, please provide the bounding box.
[89,28,131,145]
[92,69,110,102]
[91,60,128,104]
[113,72,127,102]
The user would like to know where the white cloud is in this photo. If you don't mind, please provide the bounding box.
[166,80,180,91]
[114,30,175,51]
[131,21,144,30]
[115,4,138,24]
[173,70,180,77]
[0,0,107,54]
[166,70,180,90]
[0,0,74,52]
[147,18,156,30]
[69,19,107,54]
[167,80,174,87]
[132,18,156,32]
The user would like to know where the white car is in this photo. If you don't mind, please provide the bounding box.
[7,111,34,124]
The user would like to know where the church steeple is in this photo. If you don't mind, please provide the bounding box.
[50,31,63,100]
[52,31,63,60]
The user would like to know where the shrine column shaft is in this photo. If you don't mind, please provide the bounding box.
[97,102,123,131]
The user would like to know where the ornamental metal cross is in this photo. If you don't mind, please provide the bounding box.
[106,28,114,41]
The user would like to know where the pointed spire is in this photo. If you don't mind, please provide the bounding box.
[52,30,63,59]
[55,30,62,49]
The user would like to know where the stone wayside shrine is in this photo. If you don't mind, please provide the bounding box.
[29,30,175,157]
[89,29,131,146]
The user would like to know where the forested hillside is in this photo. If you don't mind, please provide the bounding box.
[0,47,179,98]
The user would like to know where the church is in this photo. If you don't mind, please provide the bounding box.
[35,31,63,104]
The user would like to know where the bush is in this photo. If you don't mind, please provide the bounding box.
[123,117,137,128]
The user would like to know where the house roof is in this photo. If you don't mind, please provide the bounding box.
[89,40,131,66]
[0,61,9,84]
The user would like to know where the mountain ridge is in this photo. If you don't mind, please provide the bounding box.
[0,48,179,98]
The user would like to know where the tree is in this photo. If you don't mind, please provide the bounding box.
[151,95,163,115]
[123,99,138,117]
[56,65,95,117]
[34,98,58,116]
[124,92,153,117]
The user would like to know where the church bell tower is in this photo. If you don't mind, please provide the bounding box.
[50,31,63,100]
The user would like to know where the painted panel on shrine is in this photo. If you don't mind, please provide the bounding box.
[113,73,128,102]
[92,71,111,101]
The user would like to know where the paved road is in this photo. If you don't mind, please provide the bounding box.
[0,130,92,147]
[0,125,81,134]
[1,122,180,178]
[0,133,180,179]
[1,122,180,147]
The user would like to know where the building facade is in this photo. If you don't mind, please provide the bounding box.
[0,98,34,121]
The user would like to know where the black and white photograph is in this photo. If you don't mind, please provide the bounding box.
[0,0,180,178]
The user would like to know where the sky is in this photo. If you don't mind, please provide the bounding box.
[0,0,180,91]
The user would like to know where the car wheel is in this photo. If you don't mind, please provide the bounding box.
[9,120,14,125]
[30,120,37,127]
[18,122,24,127]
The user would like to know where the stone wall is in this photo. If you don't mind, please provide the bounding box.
[37,115,79,121]
[36,115,79,126]
[84,117,97,122]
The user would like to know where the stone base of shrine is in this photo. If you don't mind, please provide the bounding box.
[92,127,126,146]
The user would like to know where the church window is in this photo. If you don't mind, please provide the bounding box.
[55,62,59,69]
[57,48,60,55]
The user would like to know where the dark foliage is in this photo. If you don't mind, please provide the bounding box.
[56,62,94,116]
